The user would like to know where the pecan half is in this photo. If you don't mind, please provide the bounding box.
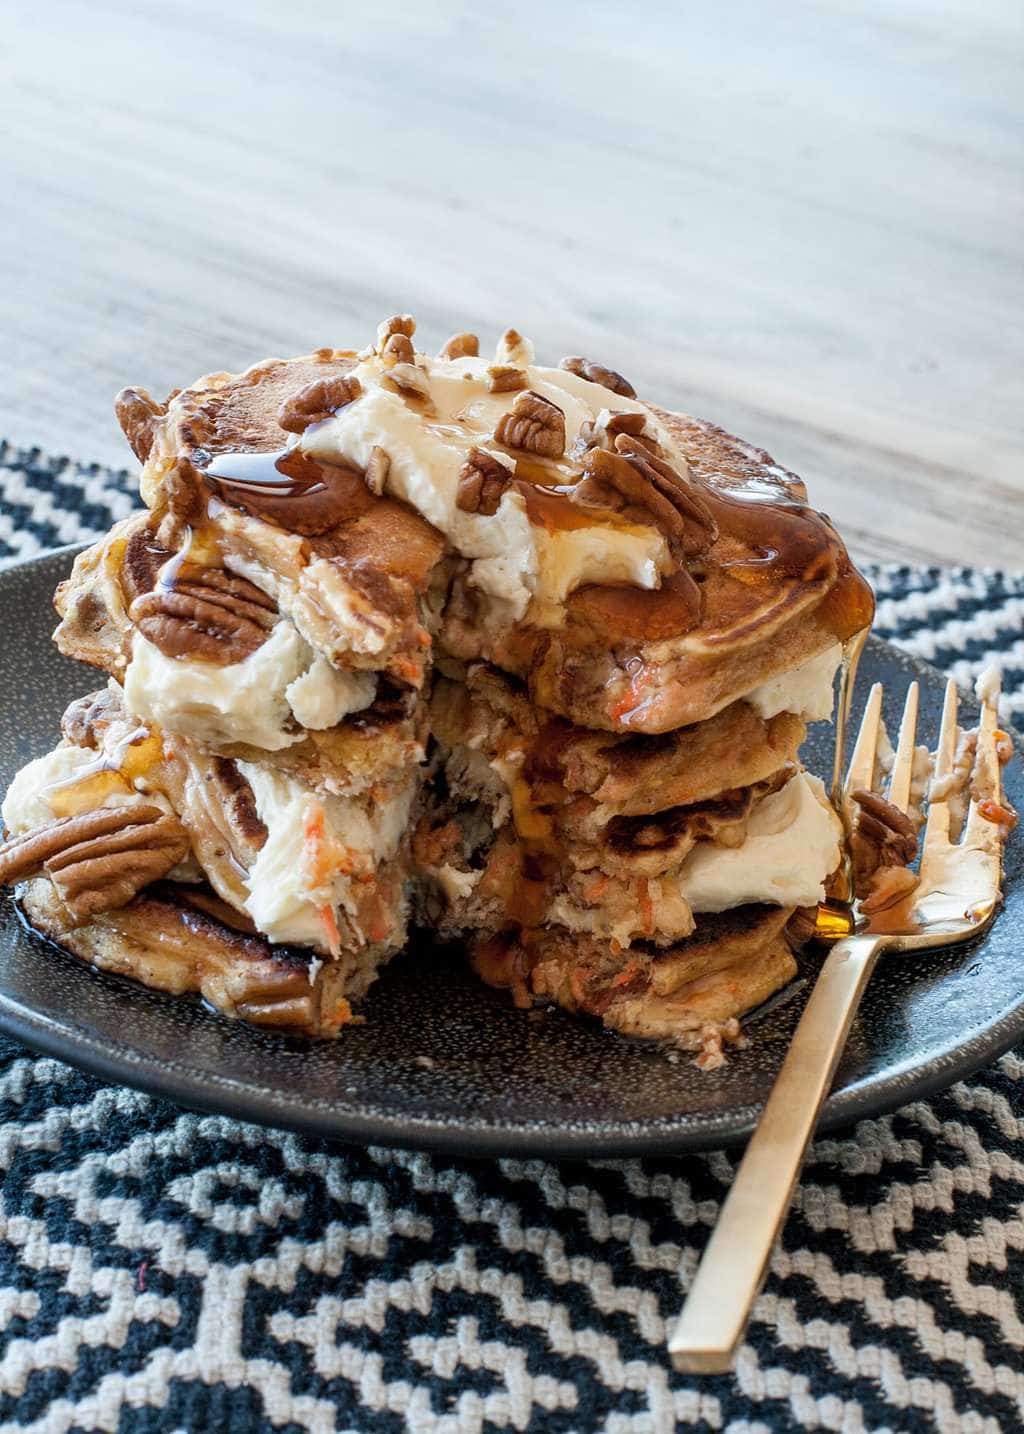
[495,391,566,458]
[381,332,415,366]
[278,375,362,434]
[457,447,512,516]
[850,788,918,885]
[364,445,390,496]
[384,363,431,400]
[376,314,416,351]
[114,388,167,463]
[0,805,189,921]
[495,328,534,366]
[439,332,479,360]
[487,365,527,394]
[559,355,636,398]
[572,445,717,560]
[129,567,278,664]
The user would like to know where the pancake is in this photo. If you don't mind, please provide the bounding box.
[21,878,366,1036]
[471,905,799,1055]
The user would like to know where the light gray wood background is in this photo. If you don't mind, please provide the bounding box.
[1,0,1021,566]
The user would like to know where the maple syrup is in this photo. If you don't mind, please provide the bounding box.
[827,626,870,905]
[205,447,330,497]
[200,447,374,536]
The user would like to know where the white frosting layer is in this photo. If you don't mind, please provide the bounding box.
[239,763,412,951]
[123,621,375,751]
[286,658,375,730]
[298,352,677,625]
[1,714,174,835]
[678,771,841,913]
[2,747,111,832]
[745,644,842,722]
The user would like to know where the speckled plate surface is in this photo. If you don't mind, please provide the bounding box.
[0,547,1020,1156]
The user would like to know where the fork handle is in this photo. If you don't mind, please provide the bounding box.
[669,933,884,1373]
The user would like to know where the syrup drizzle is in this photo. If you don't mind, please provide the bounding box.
[826,624,869,907]
[204,448,330,498]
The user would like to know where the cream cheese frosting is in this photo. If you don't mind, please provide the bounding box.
[679,771,841,912]
[297,349,678,626]
[238,763,413,951]
[123,620,376,752]
[744,643,843,722]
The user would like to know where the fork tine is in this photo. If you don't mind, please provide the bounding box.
[844,682,883,799]
[887,681,919,815]
[921,679,960,859]
[964,669,1004,847]
[931,678,960,785]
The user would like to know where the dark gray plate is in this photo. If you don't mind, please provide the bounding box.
[0,547,1020,1156]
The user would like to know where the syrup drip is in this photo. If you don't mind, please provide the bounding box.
[813,899,856,941]
[827,625,869,906]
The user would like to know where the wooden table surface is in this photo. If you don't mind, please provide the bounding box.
[1,0,1021,567]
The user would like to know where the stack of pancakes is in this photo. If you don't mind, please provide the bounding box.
[0,317,873,1053]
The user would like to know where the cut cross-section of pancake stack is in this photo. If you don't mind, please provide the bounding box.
[0,316,875,1057]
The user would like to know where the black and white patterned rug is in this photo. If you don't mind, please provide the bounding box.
[0,443,1021,1433]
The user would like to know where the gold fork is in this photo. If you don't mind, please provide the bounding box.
[669,670,1013,1374]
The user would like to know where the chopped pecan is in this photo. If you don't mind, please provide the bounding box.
[61,688,124,750]
[129,566,278,664]
[850,788,918,885]
[439,332,479,360]
[384,363,431,400]
[572,445,717,560]
[364,446,390,497]
[0,805,189,921]
[278,375,362,434]
[381,332,415,366]
[376,314,416,351]
[495,391,566,458]
[559,355,636,398]
[495,328,534,366]
[457,447,513,516]
[487,365,527,394]
[114,388,166,463]
[860,866,920,915]
[572,409,654,460]
[154,459,205,551]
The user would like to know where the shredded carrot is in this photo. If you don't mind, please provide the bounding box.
[393,656,422,685]
[325,997,354,1031]
[609,962,641,989]
[367,914,392,943]
[637,880,654,935]
[978,799,1018,829]
[584,875,610,903]
[317,904,342,958]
